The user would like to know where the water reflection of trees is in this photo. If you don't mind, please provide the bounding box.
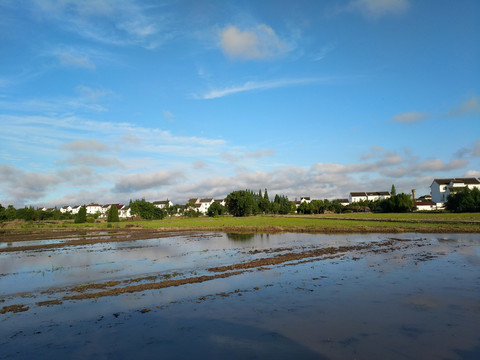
[226,233,255,242]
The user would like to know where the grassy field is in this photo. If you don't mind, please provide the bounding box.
[1,213,479,234]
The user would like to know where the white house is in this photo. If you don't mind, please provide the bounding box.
[300,196,311,204]
[153,200,173,209]
[198,198,214,214]
[348,191,390,203]
[214,199,226,207]
[86,203,103,215]
[60,205,72,214]
[71,205,82,214]
[414,201,437,211]
[119,205,131,218]
[430,178,480,204]
[335,199,350,206]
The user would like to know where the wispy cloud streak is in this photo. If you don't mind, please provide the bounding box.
[198,78,327,100]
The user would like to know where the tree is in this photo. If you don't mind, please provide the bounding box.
[446,187,480,212]
[207,202,225,217]
[75,206,87,223]
[16,207,36,221]
[297,201,312,214]
[5,205,16,221]
[130,199,165,220]
[107,205,120,222]
[272,194,293,214]
[226,190,258,217]
[378,193,414,213]
[391,184,397,196]
[0,204,6,222]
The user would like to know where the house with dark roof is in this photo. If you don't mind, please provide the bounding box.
[348,191,390,203]
[199,198,214,214]
[430,178,480,204]
[153,200,173,209]
[414,201,437,211]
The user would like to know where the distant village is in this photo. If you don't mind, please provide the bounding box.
[40,177,480,219]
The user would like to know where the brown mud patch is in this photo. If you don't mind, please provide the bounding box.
[63,271,245,301]
[37,300,63,307]
[1,304,30,314]
[208,238,417,273]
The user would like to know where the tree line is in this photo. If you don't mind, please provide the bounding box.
[2,185,478,223]
[0,205,74,222]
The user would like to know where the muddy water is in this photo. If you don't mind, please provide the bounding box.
[0,232,479,359]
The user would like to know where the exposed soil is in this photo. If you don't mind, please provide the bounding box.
[1,304,30,314]
[208,238,416,272]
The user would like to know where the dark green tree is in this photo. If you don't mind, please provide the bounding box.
[446,187,480,212]
[0,204,6,221]
[16,207,36,221]
[272,194,293,214]
[226,190,258,217]
[74,206,87,223]
[258,188,271,213]
[207,202,225,217]
[297,201,312,214]
[391,184,397,196]
[130,199,165,220]
[5,205,16,221]
[378,193,414,213]
[107,205,120,222]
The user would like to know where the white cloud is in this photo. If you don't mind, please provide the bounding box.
[113,170,184,193]
[58,154,123,168]
[199,78,325,99]
[29,0,168,49]
[465,170,480,178]
[163,110,175,121]
[448,96,480,117]
[61,139,109,152]
[57,51,95,69]
[343,0,410,19]
[246,149,276,158]
[121,133,142,145]
[391,111,429,123]
[313,43,336,62]
[76,85,112,102]
[0,164,60,204]
[474,139,480,157]
[219,25,288,60]
[418,158,468,172]
[192,160,207,170]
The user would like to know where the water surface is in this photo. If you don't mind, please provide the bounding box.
[1,232,479,359]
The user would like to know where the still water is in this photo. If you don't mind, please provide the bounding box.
[0,232,479,359]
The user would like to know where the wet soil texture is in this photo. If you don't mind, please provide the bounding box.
[1,231,479,359]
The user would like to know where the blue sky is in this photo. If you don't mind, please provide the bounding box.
[1,0,479,207]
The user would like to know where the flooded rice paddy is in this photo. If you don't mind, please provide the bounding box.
[1,231,479,359]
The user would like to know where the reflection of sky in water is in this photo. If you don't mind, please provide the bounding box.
[0,232,479,359]
[0,232,386,295]
[1,233,479,297]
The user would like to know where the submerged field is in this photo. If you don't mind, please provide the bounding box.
[1,212,480,235]
[1,230,479,359]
